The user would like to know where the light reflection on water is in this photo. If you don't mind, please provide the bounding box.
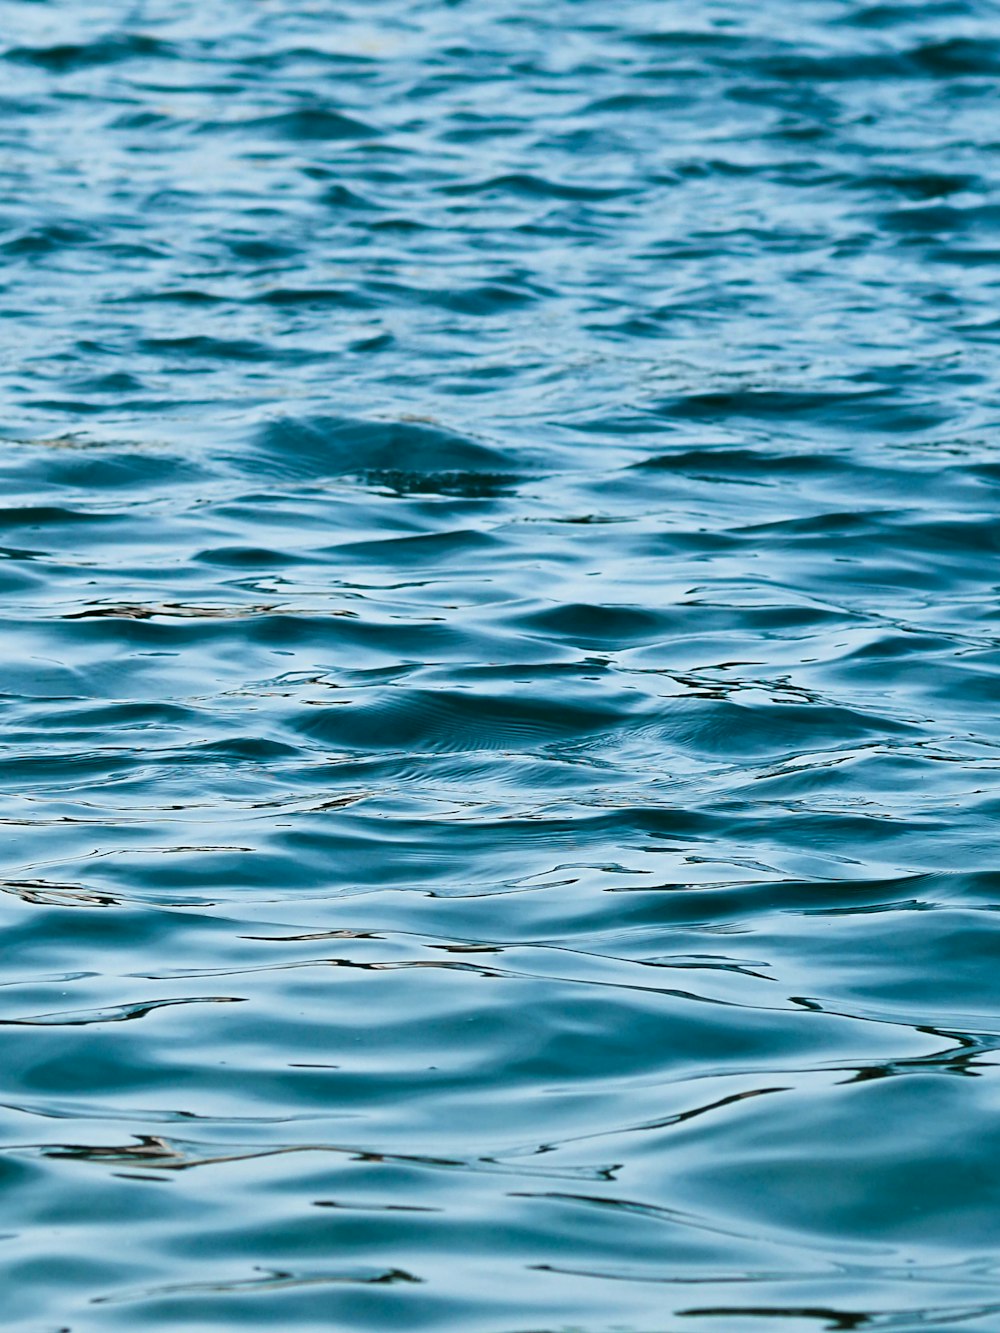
[3,0,1000,1328]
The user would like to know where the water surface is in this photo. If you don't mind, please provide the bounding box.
[3,1,1000,1329]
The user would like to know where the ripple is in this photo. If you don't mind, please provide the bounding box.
[3,0,1000,1327]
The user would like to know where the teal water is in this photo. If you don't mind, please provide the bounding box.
[4,2,1000,1329]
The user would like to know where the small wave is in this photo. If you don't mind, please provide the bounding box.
[246,414,528,483]
[4,33,170,71]
[220,107,382,142]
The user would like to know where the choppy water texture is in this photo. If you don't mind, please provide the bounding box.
[5,1,1000,1329]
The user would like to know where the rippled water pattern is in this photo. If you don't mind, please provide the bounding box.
[4,1,1000,1329]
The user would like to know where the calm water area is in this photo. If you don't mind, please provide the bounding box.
[3,2,1000,1329]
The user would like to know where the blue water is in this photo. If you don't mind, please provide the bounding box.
[4,1,1000,1328]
